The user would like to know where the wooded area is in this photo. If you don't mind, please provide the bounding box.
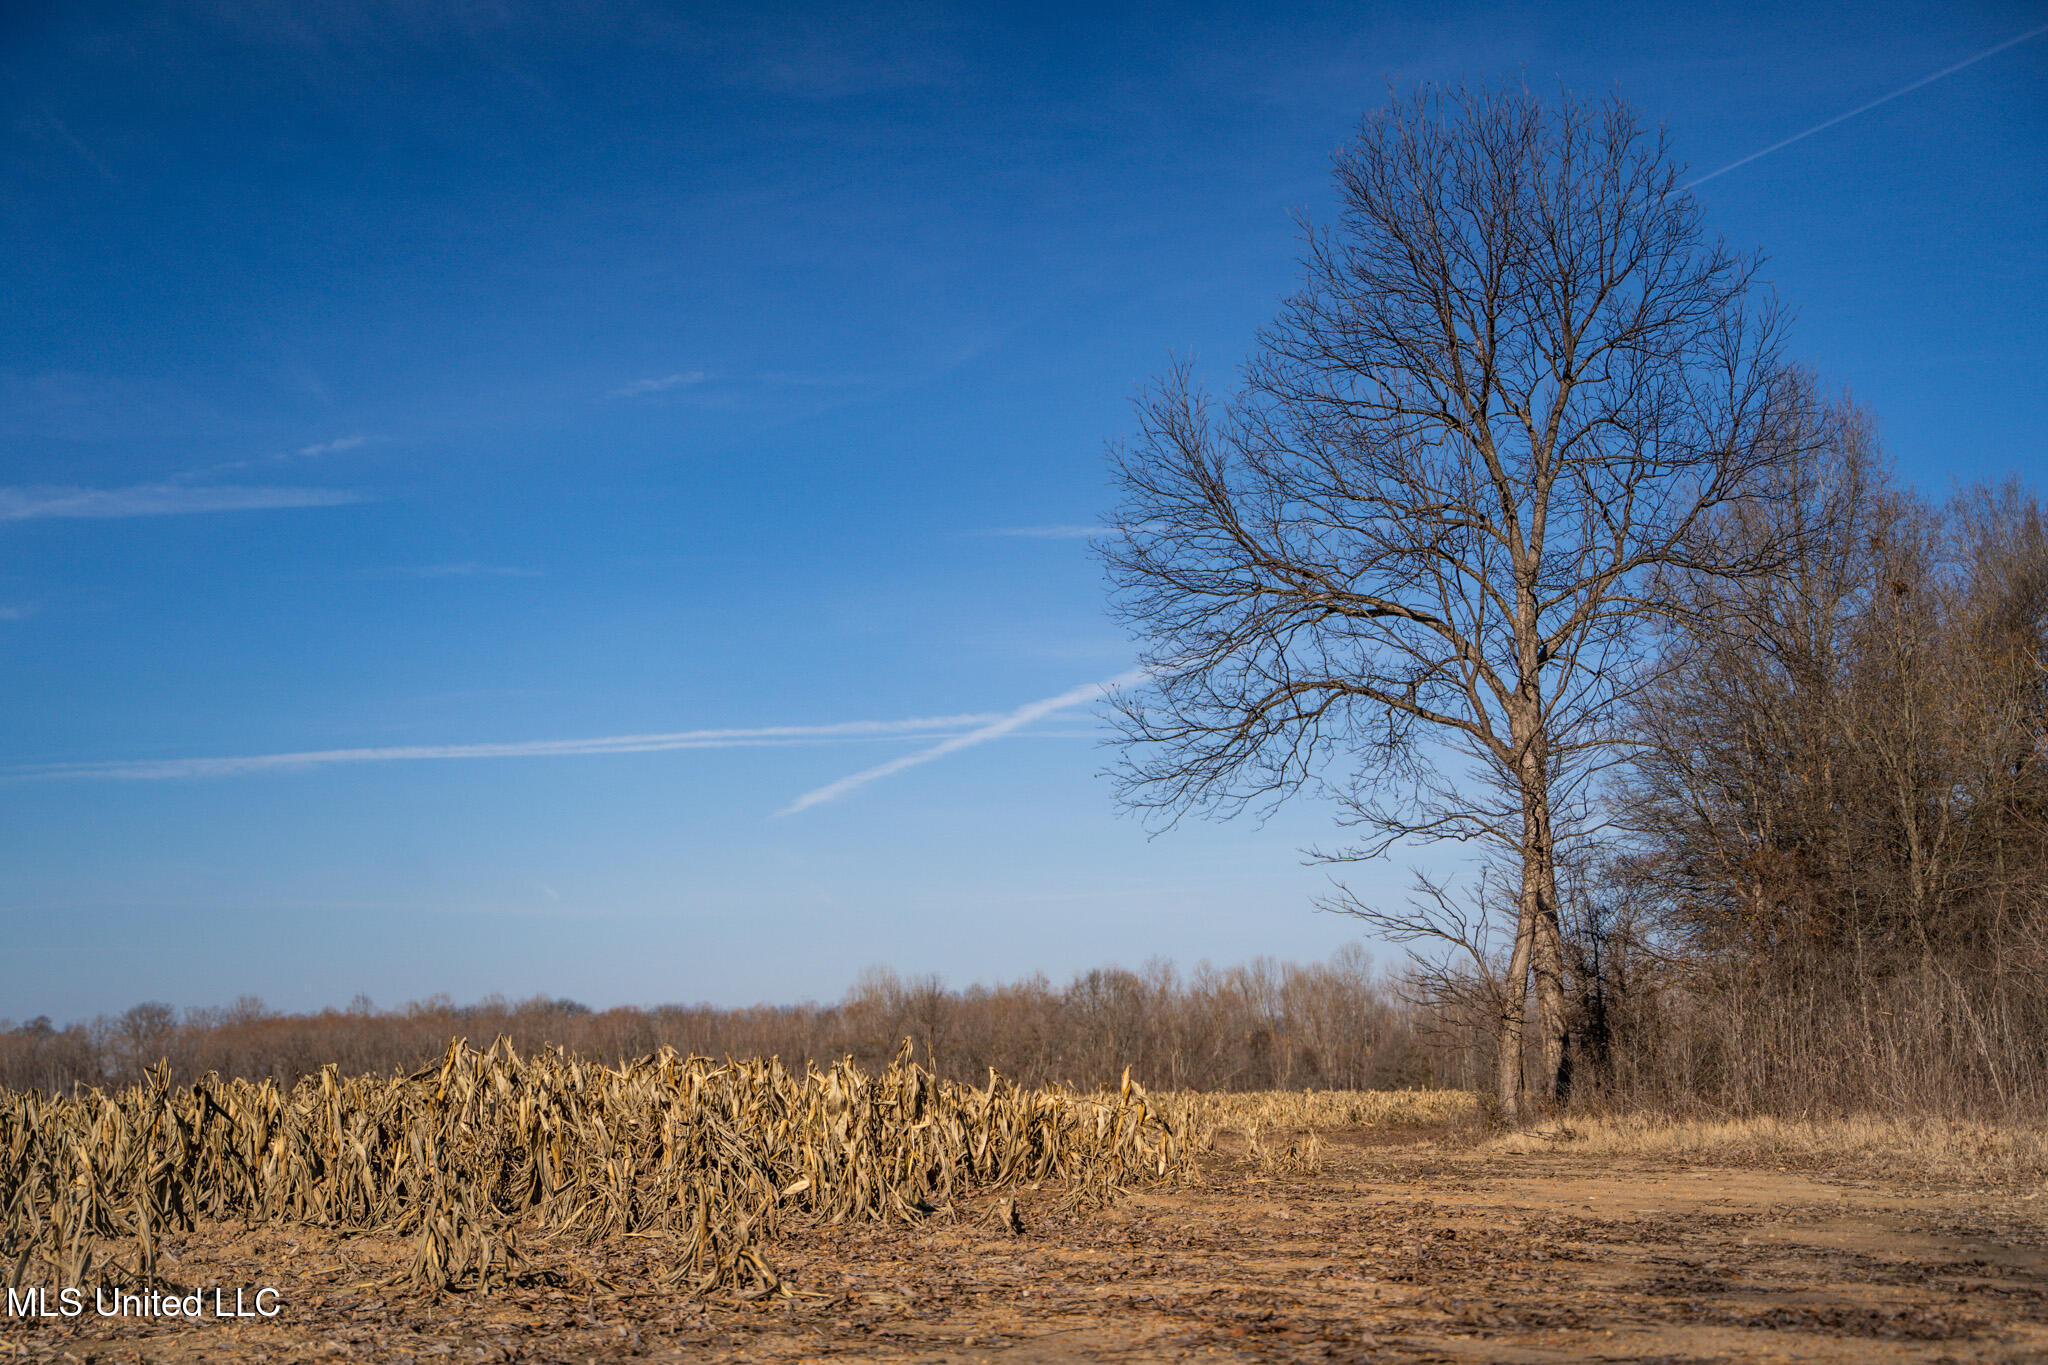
[0,952,1430,1094]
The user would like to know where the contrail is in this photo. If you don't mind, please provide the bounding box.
[1689,22,2048,188]
[775,668,1151,816]
[0,484,364,521]
[14,714,1007,781]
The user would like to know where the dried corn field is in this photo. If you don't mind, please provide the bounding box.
[11,1077,2047,1365]
[0,1039,1192,1301]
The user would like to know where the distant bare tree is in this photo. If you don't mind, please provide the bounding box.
[111,1000,178,1081]
[1102,86,1801,1115]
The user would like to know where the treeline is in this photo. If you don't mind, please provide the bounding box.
[1525,414,2047,1117]
[0,949,1439,1095]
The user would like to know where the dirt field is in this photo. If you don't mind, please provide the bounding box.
[5,1126,2044,1363]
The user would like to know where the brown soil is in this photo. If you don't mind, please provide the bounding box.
[6,1131,2044,1363]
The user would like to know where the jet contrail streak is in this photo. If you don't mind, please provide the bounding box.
[1689,22,2048,188]
[775,668,1151,816]
[14,714,1008,781]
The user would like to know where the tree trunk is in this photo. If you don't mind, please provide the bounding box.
[1516,723,1571,1109]
[1496,894,1534,1120]
[1530,801,1569,1105]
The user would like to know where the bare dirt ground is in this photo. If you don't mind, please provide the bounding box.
[6,1127,2045,1364]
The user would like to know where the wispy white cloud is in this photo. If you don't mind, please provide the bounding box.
[15,715,1009,782]
[295,435,367,458]
[1690,22,2048,188]
[968,525,1105,540]
[0,484,363,522]
[775,668,1148,817]
[607,371,708,399]
[0,604,35,621]
[177,434,374,481]
[385,563,543,579]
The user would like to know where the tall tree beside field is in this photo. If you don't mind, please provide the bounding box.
[1101,87,1804,1116]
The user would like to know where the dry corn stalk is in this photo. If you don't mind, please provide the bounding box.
[2,1040,1194,1296]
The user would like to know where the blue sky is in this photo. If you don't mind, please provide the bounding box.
[2,1,2043,1022]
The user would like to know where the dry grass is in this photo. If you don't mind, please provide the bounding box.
[1158,1088,1479,1178]
[0,1040,1192,1298]
[1173,1086,1478,1136]
[1488,1111,2048,1187]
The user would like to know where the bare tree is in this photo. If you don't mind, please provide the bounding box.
[1101,86,1798,1115]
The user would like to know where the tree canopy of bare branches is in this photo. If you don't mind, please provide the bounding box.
[1628,437,2048,967]
[1101,86,1801,1115]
